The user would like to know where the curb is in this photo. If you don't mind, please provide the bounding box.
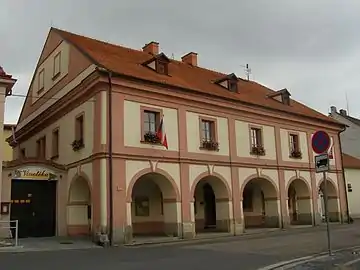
[257,245,360,270]
[124,224,349,248]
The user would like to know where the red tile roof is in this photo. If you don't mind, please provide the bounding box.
[54,28,342,125]
[343,153,360,169]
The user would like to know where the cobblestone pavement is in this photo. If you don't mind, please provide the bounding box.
[0,223,360,270]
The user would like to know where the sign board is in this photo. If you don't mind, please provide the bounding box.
[12,167,57,181]
[315,154,329,173]
[312,131,331,154]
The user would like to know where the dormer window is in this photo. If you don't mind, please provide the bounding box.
[214,73,239,92]
[268,88,291,105]
[156,60,168,75]
[142,52,170,75]
[228,80,238,92]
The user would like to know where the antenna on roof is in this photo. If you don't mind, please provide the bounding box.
[345,91,350,115]
[240,64,252,81]
[171,53,175,59]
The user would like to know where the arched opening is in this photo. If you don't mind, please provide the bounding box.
[67,176,92,236]
[193,175,230,233]
[287,179,312,225]
[130,172,179,237]
[242,178,279,228]
[318,179,339,222]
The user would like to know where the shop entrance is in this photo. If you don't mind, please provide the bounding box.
[10,180,57,238]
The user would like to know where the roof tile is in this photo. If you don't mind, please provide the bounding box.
[54,28,341,125]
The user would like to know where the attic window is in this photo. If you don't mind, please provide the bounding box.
[282,93,290,105]
[228,81,238,92]
[156,60,168,75]
[268,88,291,105]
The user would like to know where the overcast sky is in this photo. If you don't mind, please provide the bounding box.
[1,0,359,124]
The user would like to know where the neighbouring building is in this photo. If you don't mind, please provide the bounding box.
[2,28,347,244]
[3,124,16,162]
[342,153,360,219]
[329,106,360,159]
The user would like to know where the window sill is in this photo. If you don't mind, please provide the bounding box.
[250,152,266,156]
[289,155,302,159]
[140,140,162,146]
[199,147,219,152]
[52,72,61,81]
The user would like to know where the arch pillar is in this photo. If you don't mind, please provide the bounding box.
[126,169,181,240]
[191,172,232,234]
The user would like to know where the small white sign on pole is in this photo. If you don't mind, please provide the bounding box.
[315,153,330,173]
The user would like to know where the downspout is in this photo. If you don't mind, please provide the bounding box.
[107,71,114,245]
[338,126,349,223]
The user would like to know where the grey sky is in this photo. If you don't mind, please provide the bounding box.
[1,0,360,124]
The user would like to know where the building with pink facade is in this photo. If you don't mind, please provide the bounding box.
[2,28,347,244]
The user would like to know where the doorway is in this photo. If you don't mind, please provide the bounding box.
[203,183,216,228]
[10,180,57,238]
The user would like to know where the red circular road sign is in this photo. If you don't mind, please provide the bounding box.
[311,130,331,154]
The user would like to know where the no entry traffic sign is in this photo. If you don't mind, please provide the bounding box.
[312,130,331,154]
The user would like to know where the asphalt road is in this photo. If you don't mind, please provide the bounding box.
[2,224,360,270]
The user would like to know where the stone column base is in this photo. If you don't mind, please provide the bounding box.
[229,220,244,235]
[111,225,133,245]
[182,222,195,239]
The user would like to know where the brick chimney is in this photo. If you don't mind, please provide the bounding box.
[330,106,337,114]
[181,52,198,66]
[340,109,347,116]
[142,41,159,55]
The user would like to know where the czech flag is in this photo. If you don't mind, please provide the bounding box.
[156,115,168,149]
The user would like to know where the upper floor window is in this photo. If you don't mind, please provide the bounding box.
[200,117,218,151]
[201,119,215,142]
[72,114,85,151]
[289,133,302,159]
[38,69,45,93]
[228,80,238,92]
[36,136,46,158]
[155,60,168,75]
[250,126,265,156]
[52,128,59,159]
[53,52,61,78]
[142,109,161,144]
[144,110,159,134]
[250,127,262,147]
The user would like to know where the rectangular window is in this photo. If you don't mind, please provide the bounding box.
[156,60,168,75]
[36,136,46,158]
[75,114,84,141]
[38,69,45,92]
[201,120,215,142]
[52,129,59,158]
[134,196,150,216]
[143,110,159,134]
[53,52,61,78]
[250,127,262,147]
[289,133,300,152]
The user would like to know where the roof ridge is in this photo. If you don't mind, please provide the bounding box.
[52,27,244,79]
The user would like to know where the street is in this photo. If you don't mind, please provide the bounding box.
[1,224,360,270]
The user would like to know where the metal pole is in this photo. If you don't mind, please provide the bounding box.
[323,171,332,256]
[15,220,18,247]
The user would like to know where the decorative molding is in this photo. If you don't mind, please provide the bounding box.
[207,164,214,175]
[256,167,262,178]
[149,160,158,172]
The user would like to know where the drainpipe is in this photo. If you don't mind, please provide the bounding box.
[107,71,114,245]
[338,126,349,223]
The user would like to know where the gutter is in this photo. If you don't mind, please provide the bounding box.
[338,125,350,223]
[107,71,114,245]
[96,66,114,245]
